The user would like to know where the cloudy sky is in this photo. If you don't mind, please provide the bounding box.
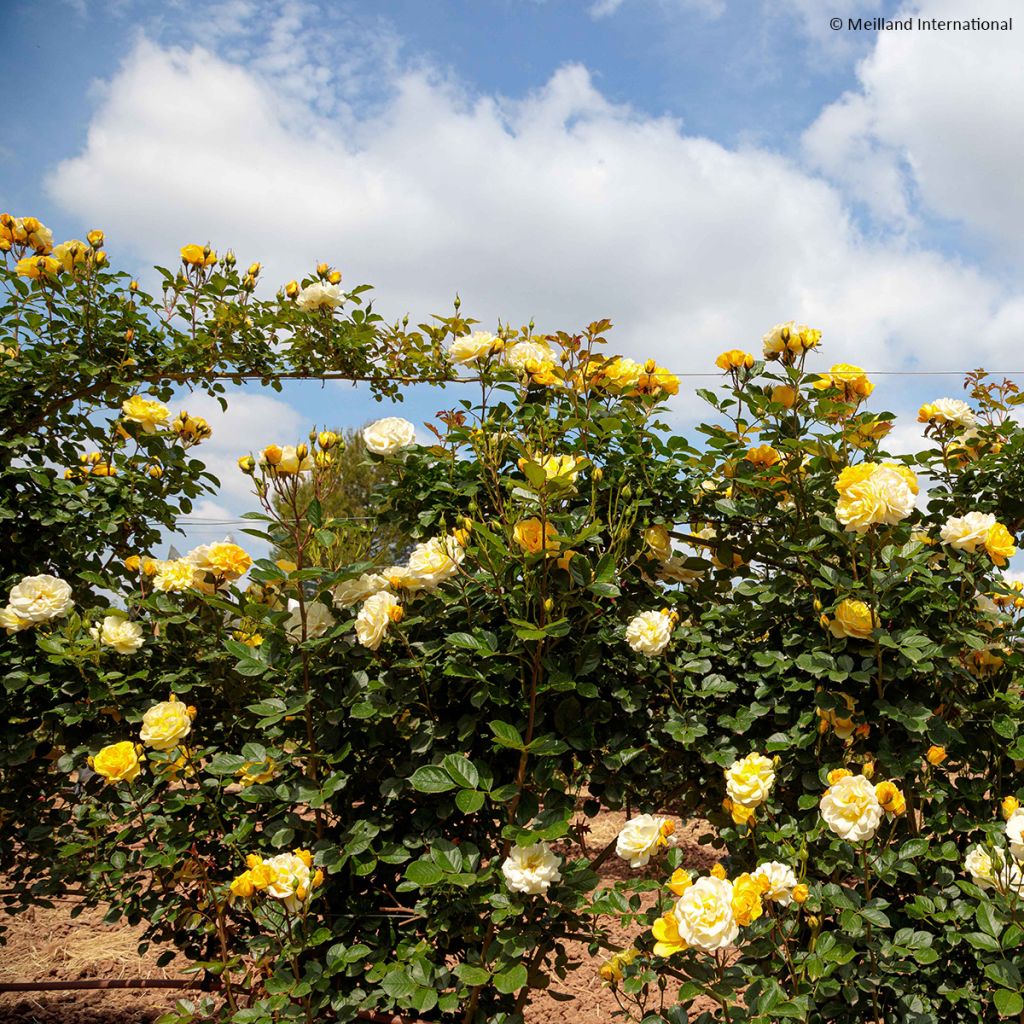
[3,0,1022,548]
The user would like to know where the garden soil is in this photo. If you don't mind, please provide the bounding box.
[0,814,721,1024]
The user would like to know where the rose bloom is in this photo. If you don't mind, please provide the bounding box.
[964,845,995,887]
[264,850,321,911]
[275,445,314,475]
[121,395,170,433]
[1003,796,1021,820]
[284,599,336,643]
[541,454,584,483]
[139,694,194,751]
[752,861,798,905]
[1006,810,1024,859]
[449,331,498,366]
[625,610,674,656]
[985,523,1016,567]
[152,559,197,593]
[725,752,776,809]
[615,813,676,868]
[90,614,145,654]
[513,517,560,555]
[599,946,641,981]
[362,417,417,456]
[180,244,217,267]
[0,605,32,633]
[940,511,996,553]
[919,397,976,428]
[89,741,144,784]
[501,841,562,895]
[205,542,253,579]
[715,349,754,371]
[355,590,401,650]
[837,462,918,496]
[730,872,766,926]
[7,574,73,623]
[404,536,465,591]
[761,321,821,360]
[874,780,906,816]
[504,339,553,371]
[673,875,739,951]
[295,281,343,311]
[15,255,61,279]
[332,572,391,609]
[820,774,883,842]
[835,465,915,533]
[54,239,89,272]
[814,363,874,402]
[601,357,644,390]
[644,524,673,561]
[817,692,858,739]
[829,598,878,640]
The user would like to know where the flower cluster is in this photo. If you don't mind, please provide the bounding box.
[230,849,323,911]
[940,511,1016,566]
[834,462,917,533]
[819,770,905,842]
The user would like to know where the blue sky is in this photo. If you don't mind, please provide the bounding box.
[3,0,1023,548]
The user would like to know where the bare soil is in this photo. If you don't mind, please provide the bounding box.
[0,813,722,1024]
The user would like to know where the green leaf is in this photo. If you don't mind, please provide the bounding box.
[994,990,1024,1018]
[454,963,491,986]
[441,753,479,789]
[489,720,525,750]
[455,789,485,814]
[405,860,444,886]
[493,963,528,994]
[408,765,456,794]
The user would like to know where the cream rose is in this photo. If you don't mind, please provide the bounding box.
[285,599,336,643]
[362,417,417,456]
[672,875,739,951]
[152,559,197,593]
[8,574,74,623]
[332,572,391,609]
[964,844,994,887]
[615,813,675,868]
[501,841,562,895]
[1006,810,1024,859]
[355,591,401,650]
[835,466,916,534]
[121,395,170,433]
[725,753,776,809]
[449,331,497,366]
[276,445,314,474]
[404,536,464,591]
[940,511,996,553]
[139,695,193,751]
[90,614,145,655]
[504,340,553,371]
[820,774,883,842]
[625,610,674,656]
[0,605,32,633]
[925,397,976,428]
[295,281,343,312]
[264,851,316,911]
[751,861,798,905]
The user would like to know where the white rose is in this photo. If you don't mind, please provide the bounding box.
[615,813,675,868]
[625,610,674,656]
[404,537,464,591]
[449,331,497,366]
[284,599,335,643]
[940,511,996,553]
[8,574,74,623]
[362,417,417,456]
[725,753,776,808]
[504,340,552,370]
[501,841,562,896]
[332,572,391,609]
[929,397,977,428]
[295,281,343,312]
[673,876,739,951]
[751,861,798,905]
[819,774,883,842]
[0,605,32,633]
[264,851,314,911]
[1006,811,1024,859]
[355,591,401,651]
[965,845,994,888]
[90,615,144,655]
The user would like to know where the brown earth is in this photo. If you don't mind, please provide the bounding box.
[0,814,723,1024]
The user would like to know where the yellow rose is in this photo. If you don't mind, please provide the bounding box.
[771,383,797,408]
[181,243,217,267]
[644,524,673,561]
[355,591,401,651]
[731,872,765,926]
[744,444,781,469]
[651,912,688,957]
[230,871,256,898]
[724,752,775,809]
[54,239,89,272]
[985,523,1016,567]
[814,363,874,402]
[237,758,277,787]
[715,349,755,371]
[667,868,692,896]
[15,255,60,279]
[541,454,583,483]
[121,395,170,433]
[152,559,197,593]
[139,694,193,751]
[926,745,947,767]
[835,465,915,533]
[820,774,883,841]
[792,883,809,904]
[829,598,878,640]
[874,780,906,816]
[7,574,74,623]
[710,863,728,880]
[827,768,853,785]
[513,517,560,555]
[1002,796,1020,820]
[205,542,253,579]
[89,741,143,784]
[598,947,639,983]
[817,692,858,739]
[449,331,498,366]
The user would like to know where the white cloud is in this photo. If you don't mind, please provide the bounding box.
[803,0,1023,247]
[588,0,725,19]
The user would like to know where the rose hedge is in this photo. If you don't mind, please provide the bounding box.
[3,216,1024,1024]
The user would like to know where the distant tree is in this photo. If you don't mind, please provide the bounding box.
[269,428,405,569]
